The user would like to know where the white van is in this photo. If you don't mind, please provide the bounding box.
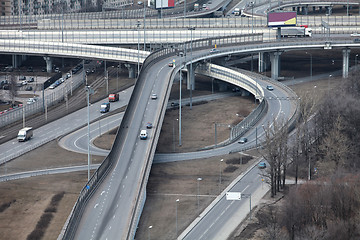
[17,127,33,142]
[140,130,148,140]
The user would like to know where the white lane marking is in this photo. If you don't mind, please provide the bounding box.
[94,203,99,208]
[101,190,105,195]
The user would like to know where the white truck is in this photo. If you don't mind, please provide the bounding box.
[280,27,312,37]
[17,127,33,142]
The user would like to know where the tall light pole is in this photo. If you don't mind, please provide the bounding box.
[173,118,178,152]
[148,225,153,240]
[85,85,93,181]
[305,52,312,81]
[179,64,182,146]
[176,199,180,237]
[355,54,358,67]
[197,177,202,211]
[184,0,186,18]
[188,27,195,110]
[137,21,141,78]
[143,0,146,51]
[219,158,224,193]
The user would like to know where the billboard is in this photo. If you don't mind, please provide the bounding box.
[267,11,297,27]
[155,0,174,9]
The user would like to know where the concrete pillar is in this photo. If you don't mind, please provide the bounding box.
[342,48,351,78]
[319,6,322,12]
[270,51,282,80]
[12,55,27,68]
[186,64,196,90]
[259,52,270,72]
[43,56,53,73]
[328,6,332,15]
[303,6,308,15]
[258,52,265,72]
[312,6,316,12]
[218,82,227,92]
[125,64,136,79]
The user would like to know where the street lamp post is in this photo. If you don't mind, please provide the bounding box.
[148,225,153,240]
[355,54,358,67]
[179,63,183,146]
[173,118,178,152]
[85,85,93,181]
[219,158,224,193]
[188,27,195,110]
[137,21,141,78]
[197,177,202,211]
[176,199,180,237]
[305,52,312,81]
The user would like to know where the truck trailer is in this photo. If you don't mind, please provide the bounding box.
[280,27,312,37]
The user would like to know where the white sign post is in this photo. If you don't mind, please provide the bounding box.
[226,192,241,200]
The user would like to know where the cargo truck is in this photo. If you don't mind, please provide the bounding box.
[17,127,33,142]
[280,27,312,37]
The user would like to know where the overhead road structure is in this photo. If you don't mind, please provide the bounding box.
[0,34,358,239]
[0,0,228,28]
[241,0,360,17]
[0,39,149,63]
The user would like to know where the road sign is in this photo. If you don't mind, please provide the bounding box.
[226,192,241,200]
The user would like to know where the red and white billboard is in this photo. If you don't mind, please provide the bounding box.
[155,0,174,9]
[267,11,297,27]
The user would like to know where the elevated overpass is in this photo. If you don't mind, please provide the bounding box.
[0,34,359,239]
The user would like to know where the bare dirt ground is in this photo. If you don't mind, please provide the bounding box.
[0,49,346,240]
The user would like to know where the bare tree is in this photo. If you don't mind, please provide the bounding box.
[261,117,289,197]
[317,115,349,175]
[8,75,17,106]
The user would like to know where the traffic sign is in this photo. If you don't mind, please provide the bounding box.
[226,192,241,200]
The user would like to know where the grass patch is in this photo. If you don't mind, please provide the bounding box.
[224,165,238,173]
[0,199,16,213]
[26,192,65,240]
[226,155,253,165]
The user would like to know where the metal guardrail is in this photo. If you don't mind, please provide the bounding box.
[0,73,84,128]
[196,63,267,148]
[0,39,149,62]
[32,15,360,30]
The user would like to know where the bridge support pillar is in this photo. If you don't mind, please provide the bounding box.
[258,52,270,72]
[303,7,308,15]
[326,6,332,15]
[12,55,27,69]
[270,51,282,80]
[319,6,322,13]
[342,48,351,78]
[43,56,53,73]
[186,64,196,90]
[125,64,136,78]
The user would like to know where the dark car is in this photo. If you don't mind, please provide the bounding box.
[258,162,266,169]
[100,102,110,113]
[25,86,33,91]
[146,122,153,129]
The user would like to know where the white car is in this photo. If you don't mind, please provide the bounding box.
[351,33,360,37]
[151,93,157,100]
